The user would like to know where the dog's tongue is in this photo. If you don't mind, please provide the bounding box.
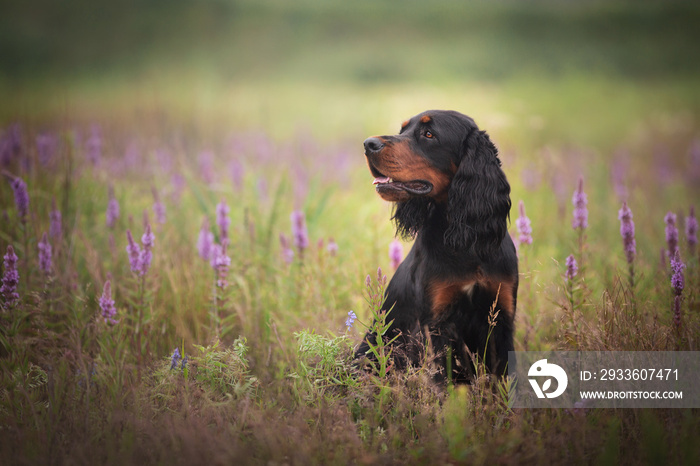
[373,176,391,185]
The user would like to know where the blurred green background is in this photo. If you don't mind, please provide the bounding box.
[2,0,700,152]
[3,0,700,82]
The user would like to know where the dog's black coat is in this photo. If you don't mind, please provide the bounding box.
[355,110,518,382]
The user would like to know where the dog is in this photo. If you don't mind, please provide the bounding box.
[355,110,518,383]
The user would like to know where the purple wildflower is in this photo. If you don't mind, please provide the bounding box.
[377,266,387,286]
[565,254,578,282]
[516,200,533,245]
[106,187,119,229]
[198,150,215,184]
[38,232,52,274]
[152,189,166,225]
[209,243,222,269]
[327,238,338,256]
[99,280,118,324]
[181,355,188,371]
[673,297,682,328]
[572,177,588,230]
[671,251,685,328]
[686,206,697,253]
[671,251,685,295]
[0,124,21,166]
[290,210,309,255]
[139,223,155,276]
[171,173,186,203]
[345,310,357,329]
[153,200,166,224]
[229,159,244,192]
[0,135,11,167]
[365,274,372,288]
[294,165,310,206]
[170,348,181,370]
[49,199,62,239]
[389,239,404,270]
[10,176,29,222]
[1,245,20,306]
[279,233,294,264]
[212,241,231,288]
[2,124,22,165]
[36,133,57,166]
[197,219,215,261]
[126,230,141,274]
[664,212,678,260]
[216,200,230,241]
[86,125,102,166]
[618,202,636,265]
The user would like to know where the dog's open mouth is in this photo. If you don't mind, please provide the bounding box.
[372,176,433,196]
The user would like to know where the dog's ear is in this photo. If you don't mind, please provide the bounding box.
[445,130,511,257]
[392,197,432,240]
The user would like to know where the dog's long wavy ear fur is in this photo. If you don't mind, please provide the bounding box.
[445,130,511,257]
[392,197,432,240]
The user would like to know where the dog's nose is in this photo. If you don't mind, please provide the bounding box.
[364,137,385,154]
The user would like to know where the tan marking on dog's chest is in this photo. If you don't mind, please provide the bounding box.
[429,278,477,318]
[429,275,516,320]
[478,277,517,321]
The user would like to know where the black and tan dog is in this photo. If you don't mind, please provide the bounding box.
[355,110,518,383]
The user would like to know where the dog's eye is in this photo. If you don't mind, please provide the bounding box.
[424,130,434,139]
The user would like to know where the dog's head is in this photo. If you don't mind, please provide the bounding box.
[364,110,511,255]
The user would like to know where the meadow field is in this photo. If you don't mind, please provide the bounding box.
[1,1,700,464]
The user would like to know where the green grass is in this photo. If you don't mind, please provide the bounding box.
[1,0,700,464]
